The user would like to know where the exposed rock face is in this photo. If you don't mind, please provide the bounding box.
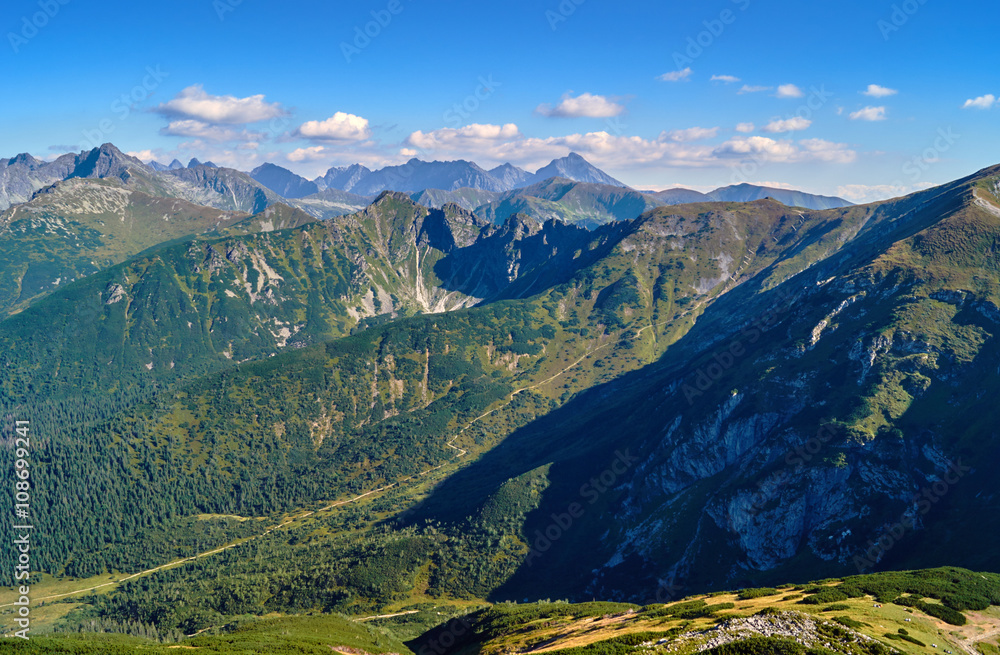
[250,163,320,199]
[348,158,513,196]
[312,153,625,196]
[560,170,1000,598]
[0,144,282,214]
[435,212,628,303]
[332,193,617,314]
[163,166,276,213]
[0,145,134,210]
[669,611,880,654]
[69,144,150,181]
[526,152,626,188]
[314,163,373,193]
[489,163,533,188]
[104,283,127,305]
[585,267,990,595]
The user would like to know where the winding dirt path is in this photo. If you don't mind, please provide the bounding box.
[955,623,1000,655]
[356,610,420,622]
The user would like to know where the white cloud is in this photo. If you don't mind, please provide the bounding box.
[496,133,715,171]
[713,136,798,162]
[403,124,857,173]
[285,145,405,176]
[659,67,693,82]
[536,92,625,118]
[776,84,805,98]
[639,182,715,193]
[761,117,812,133]
[712,136,856,165]
[738,85,772,94]
[797,138,857,163]
[405,128,712,171]
[287,146,329,162]
[711,75,741,83]
[735,122,755,133]
[863,84,898,98]
[962,94,996,109]
[296,112,372,141]
[407,123,522,152]
[849,106,887,121]
[836,182,934,204]
[154,85,286,124]
[127,149,159,162]
[663,127,719,142]
[161,119,263,142]
[756,181,799,190]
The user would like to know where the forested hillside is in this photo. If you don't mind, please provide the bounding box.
[2,167,1000,644]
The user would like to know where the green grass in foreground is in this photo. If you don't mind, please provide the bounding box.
[3,613,411,654]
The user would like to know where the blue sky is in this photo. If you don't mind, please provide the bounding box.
[2,0,996,201]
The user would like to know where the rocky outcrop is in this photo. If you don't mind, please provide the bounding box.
[669,611,881,654]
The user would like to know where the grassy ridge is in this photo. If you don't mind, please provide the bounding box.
[408,568,1000,655]
[0,177,259,316]
[3,614,411,654]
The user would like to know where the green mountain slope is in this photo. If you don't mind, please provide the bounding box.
[408,165,1000,601]
[3,613,412,653]
[0,177,252,316]
[3,168,1000,640]
[0,191,886,603]
[0,190,643,455]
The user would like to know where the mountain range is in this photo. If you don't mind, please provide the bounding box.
[1,145,853,240]
[0,158,1000,584]
[3,143,996,651]
[647,183,855,210]
[7,138,1000,643]
[247,151,853,213]
[301,151,627,197]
